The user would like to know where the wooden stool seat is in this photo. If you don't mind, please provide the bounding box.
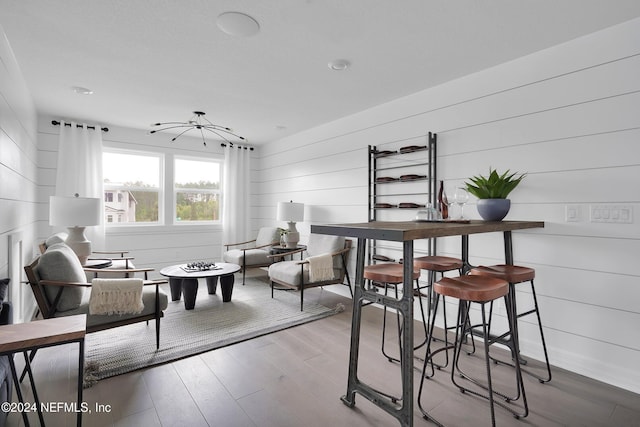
[414,255,463,272]
[469,264,552,384]
[470,265,535,283]
[420,274,528,424]
[434,275,508,302]
[364,263,420,283]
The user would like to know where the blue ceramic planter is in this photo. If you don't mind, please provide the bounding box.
[477,199,511,221]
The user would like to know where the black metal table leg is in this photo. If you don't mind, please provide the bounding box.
[341,238,415,427]
[77,338,84,427]
[8,356,30,427]
[341,237,366,408]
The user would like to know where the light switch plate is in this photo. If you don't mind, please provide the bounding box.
[590,205,633,223]
[565,205,582,222]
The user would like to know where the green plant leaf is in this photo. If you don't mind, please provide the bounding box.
[464,168,526,199]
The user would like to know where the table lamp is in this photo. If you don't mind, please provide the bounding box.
[49,195,101,265]
[277,201,304,248]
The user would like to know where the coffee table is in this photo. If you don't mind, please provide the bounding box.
[159,262,240,310]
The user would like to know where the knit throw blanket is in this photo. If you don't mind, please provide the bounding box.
[89,278,144,315]
[305,254,335,282]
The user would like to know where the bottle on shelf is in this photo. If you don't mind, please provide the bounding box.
[438,180,448,219]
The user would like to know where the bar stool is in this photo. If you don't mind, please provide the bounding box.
[363,263,422,363]
[418,275,528,426]
[413,256,464,374]
[470,265,552,383]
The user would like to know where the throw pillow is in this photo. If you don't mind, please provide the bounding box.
[37,243,86,312]
[45,232,68,249]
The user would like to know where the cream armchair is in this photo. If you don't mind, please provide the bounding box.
[268,234,352,311]
[223,227,281,284]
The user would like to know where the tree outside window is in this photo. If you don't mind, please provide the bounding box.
[174,157,221,222]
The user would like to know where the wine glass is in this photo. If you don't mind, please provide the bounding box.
[452,187,469,219]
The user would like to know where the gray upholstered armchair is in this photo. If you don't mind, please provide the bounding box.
[268,234,352,311]
[25,243,168,346]
[223,227,281,284]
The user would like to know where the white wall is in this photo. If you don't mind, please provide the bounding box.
[0,27,38,323]
[35,118,260,275]
[257,18,640,393]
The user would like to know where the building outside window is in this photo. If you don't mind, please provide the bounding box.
[174,157,222,223]
[103,150,162,224]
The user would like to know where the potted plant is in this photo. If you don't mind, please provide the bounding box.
[277,227,288,246]
[465,168,526,221]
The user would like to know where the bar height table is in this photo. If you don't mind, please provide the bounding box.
[311,220,544,427]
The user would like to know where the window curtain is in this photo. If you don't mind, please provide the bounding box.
[222,145,251,250]
[55,121,105,249]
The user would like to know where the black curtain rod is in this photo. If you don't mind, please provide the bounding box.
[221,143,254,151]
[51,120,109,132]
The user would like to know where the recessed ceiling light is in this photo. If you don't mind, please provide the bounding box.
[328,59,350,71]
[71,86,93,95]
[216,12,260,37]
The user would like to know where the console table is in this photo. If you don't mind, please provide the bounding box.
[311,220,544,427]
[0,314,86,427]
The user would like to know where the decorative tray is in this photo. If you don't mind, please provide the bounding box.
[181,262,222,272]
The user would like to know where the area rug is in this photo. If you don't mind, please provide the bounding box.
[84,276,342,385]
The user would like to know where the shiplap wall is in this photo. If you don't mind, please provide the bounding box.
[35,117,260,275]
[256,18,640,393]
[0,28,38,323]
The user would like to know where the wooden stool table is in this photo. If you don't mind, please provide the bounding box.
[0,315,86,427]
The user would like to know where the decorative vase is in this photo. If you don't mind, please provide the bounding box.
[477,199,511,221]
[283,231,300,248]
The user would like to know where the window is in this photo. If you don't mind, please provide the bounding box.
[103,150,163,224]
[174,157,222,222]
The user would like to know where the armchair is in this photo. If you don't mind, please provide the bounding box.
[223,227,281,284]
[22,242,168,384]
[268,234,352,311]
[23,242,168,376]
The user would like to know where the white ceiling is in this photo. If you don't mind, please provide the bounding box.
[2,1,640,145]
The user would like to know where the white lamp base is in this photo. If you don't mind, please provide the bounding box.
[284,221,300,248]
[65,226,92,265]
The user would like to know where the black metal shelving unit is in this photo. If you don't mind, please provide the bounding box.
[367,132,437,264]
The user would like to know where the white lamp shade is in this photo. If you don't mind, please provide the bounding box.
[49,196,101,227]
[276,201,304,222]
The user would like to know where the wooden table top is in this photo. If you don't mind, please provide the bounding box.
[0,314,86,353]
[312,220,544,241]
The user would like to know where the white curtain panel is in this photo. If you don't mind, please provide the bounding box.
[55,121,105,249]
[222,145,251,251]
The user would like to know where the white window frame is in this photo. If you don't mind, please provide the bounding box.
[103,148,164,226]
[173,155,223,225]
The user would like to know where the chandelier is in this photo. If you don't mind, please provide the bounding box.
[149,111,246,146]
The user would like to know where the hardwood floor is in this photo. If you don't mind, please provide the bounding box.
[6,280,640,427]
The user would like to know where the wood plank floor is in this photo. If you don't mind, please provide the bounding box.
[6,280,640,427]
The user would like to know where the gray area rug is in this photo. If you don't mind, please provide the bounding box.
[84,276,342,384]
